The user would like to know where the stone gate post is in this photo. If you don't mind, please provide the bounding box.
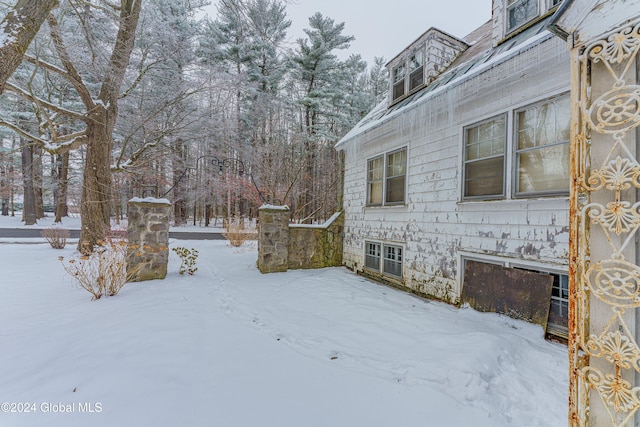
[258,205,290,273]
[126,198,171,281]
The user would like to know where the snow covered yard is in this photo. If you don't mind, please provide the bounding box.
[0,239,567,427]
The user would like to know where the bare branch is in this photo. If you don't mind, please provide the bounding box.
[69,0,120,17]
[119,59,161,100]
[46,13,95,109]
[4,81,88,121]
[23,54,71,79]
[0,118,87,154]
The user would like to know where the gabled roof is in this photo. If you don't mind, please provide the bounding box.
[335,16,555,149]
[549,0,640,45]
[385,27,470,68]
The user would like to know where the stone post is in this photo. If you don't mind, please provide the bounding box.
[127,198,171,282]
[258,205,290,273]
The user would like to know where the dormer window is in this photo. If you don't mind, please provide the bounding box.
[409,50,424,91]
[386,28,468,106]
[392,64,406,100]
[507,0,538,32]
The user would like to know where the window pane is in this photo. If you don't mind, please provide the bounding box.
[410,51,423,71]
[369,182,383,204]
[368,157,383,181]
[387,150,406,177]
[393,81,405,100]
[386,149,406,204]
[393,65,405,83]
[410,68,424,91]
[367,157,383,205]
[365,242,381,270]
[465,157,504,197]
[549,273,569,329]
[386,176,405,203]
[517,143,570,193]
[464,116,505,198]
[516,96,570,194]
[383,245,403,277]
[508,0,537,31]
[465,117,505,160]
[555,97,571,142]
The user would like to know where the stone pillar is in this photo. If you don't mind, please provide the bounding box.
[127,198,171,282]
[258,205,290,273]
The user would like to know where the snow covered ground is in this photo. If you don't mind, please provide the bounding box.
[0,232,568,426]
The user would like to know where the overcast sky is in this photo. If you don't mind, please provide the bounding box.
[203,0,493,65]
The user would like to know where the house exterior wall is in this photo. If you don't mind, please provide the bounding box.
[339,34,571,304]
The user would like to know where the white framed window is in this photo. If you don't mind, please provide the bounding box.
[365,241,381,270]
[366,147,407,206]
[391,47,426,102]
[463,115,507,199]
[514,95,570,196]
[462,94,569,201]
[365,241,403,279]
[386,148,407,204]
[507,0,538,32]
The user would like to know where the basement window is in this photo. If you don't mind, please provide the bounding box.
[365,241,403,279]
[383,245,403,278]
[365,241,381,270]
[462,258,569,338]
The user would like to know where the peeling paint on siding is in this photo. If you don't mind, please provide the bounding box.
[338,31,571,304]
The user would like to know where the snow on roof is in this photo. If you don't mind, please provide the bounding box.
[335,17,554,150]
[289,211,342,229]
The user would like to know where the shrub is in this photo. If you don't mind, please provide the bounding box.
[42,226,70,249]
[223,216,257,247]
[172,247,198,275]
[59,240,133,300]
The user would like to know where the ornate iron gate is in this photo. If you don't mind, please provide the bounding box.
[571,19,640,426]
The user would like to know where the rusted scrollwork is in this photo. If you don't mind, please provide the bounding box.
[573,18,640,426]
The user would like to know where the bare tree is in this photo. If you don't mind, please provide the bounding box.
[0,2,143,251]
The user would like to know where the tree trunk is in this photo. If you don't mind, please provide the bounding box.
[0,0,59,94]
[53,152,69,222]
[172,138,187,225]
[78,109,113,253]
[76,0,142,253]
[0,150,8,216]
[20,139,36,225]
[33,144,44,219]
